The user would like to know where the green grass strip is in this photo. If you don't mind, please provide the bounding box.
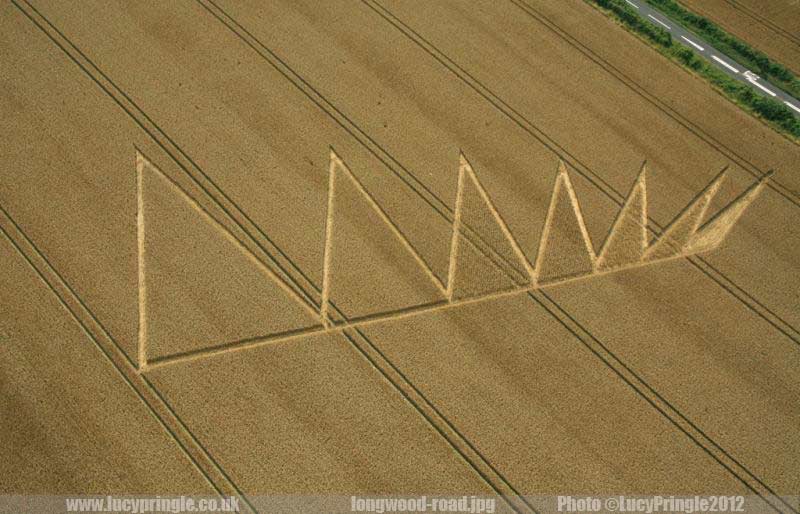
[589,0,800,140]
[646,0,800,99]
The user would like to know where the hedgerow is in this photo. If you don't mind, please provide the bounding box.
[589,0,800,139]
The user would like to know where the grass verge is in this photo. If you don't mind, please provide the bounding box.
[588,0,800,141]
[645,0,800,99]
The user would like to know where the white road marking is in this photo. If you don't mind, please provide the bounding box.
[680,36,704,51]
[618,8,797,115]
[748,79,777,96]
[647,14,671,30]
[711,55,740,73]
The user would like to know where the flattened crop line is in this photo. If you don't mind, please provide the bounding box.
[10,0,321,318]
[198,3,792,500]
[15,0,344,333]
[194,0,527,292]
[363,5,797,512]
[0,205,257,514]
[502,0,800,344]
[13,2,793,511]
[510,0,799,206]
[504,0,799,342]
[363,0,800,344]
[14,0,533,508]
[144,325,326,371]
[192,1,538,509]
[14,0,327,334]
[9,2,275,511]
[199,0,797,508]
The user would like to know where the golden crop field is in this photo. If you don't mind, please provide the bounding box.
[1,1,797,513]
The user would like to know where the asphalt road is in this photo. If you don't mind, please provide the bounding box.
[624,0,800,117]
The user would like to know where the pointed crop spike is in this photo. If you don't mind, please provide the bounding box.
[326,149,447,296]
[596,162,648,270]
[135,148,146,171]
[556,159,569,177]
[534,161,597,282]
[687,171,771,254]
[459,151,471,170]
[643,168,727,261]
[446,158,468,300]
[448,160,534,299]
